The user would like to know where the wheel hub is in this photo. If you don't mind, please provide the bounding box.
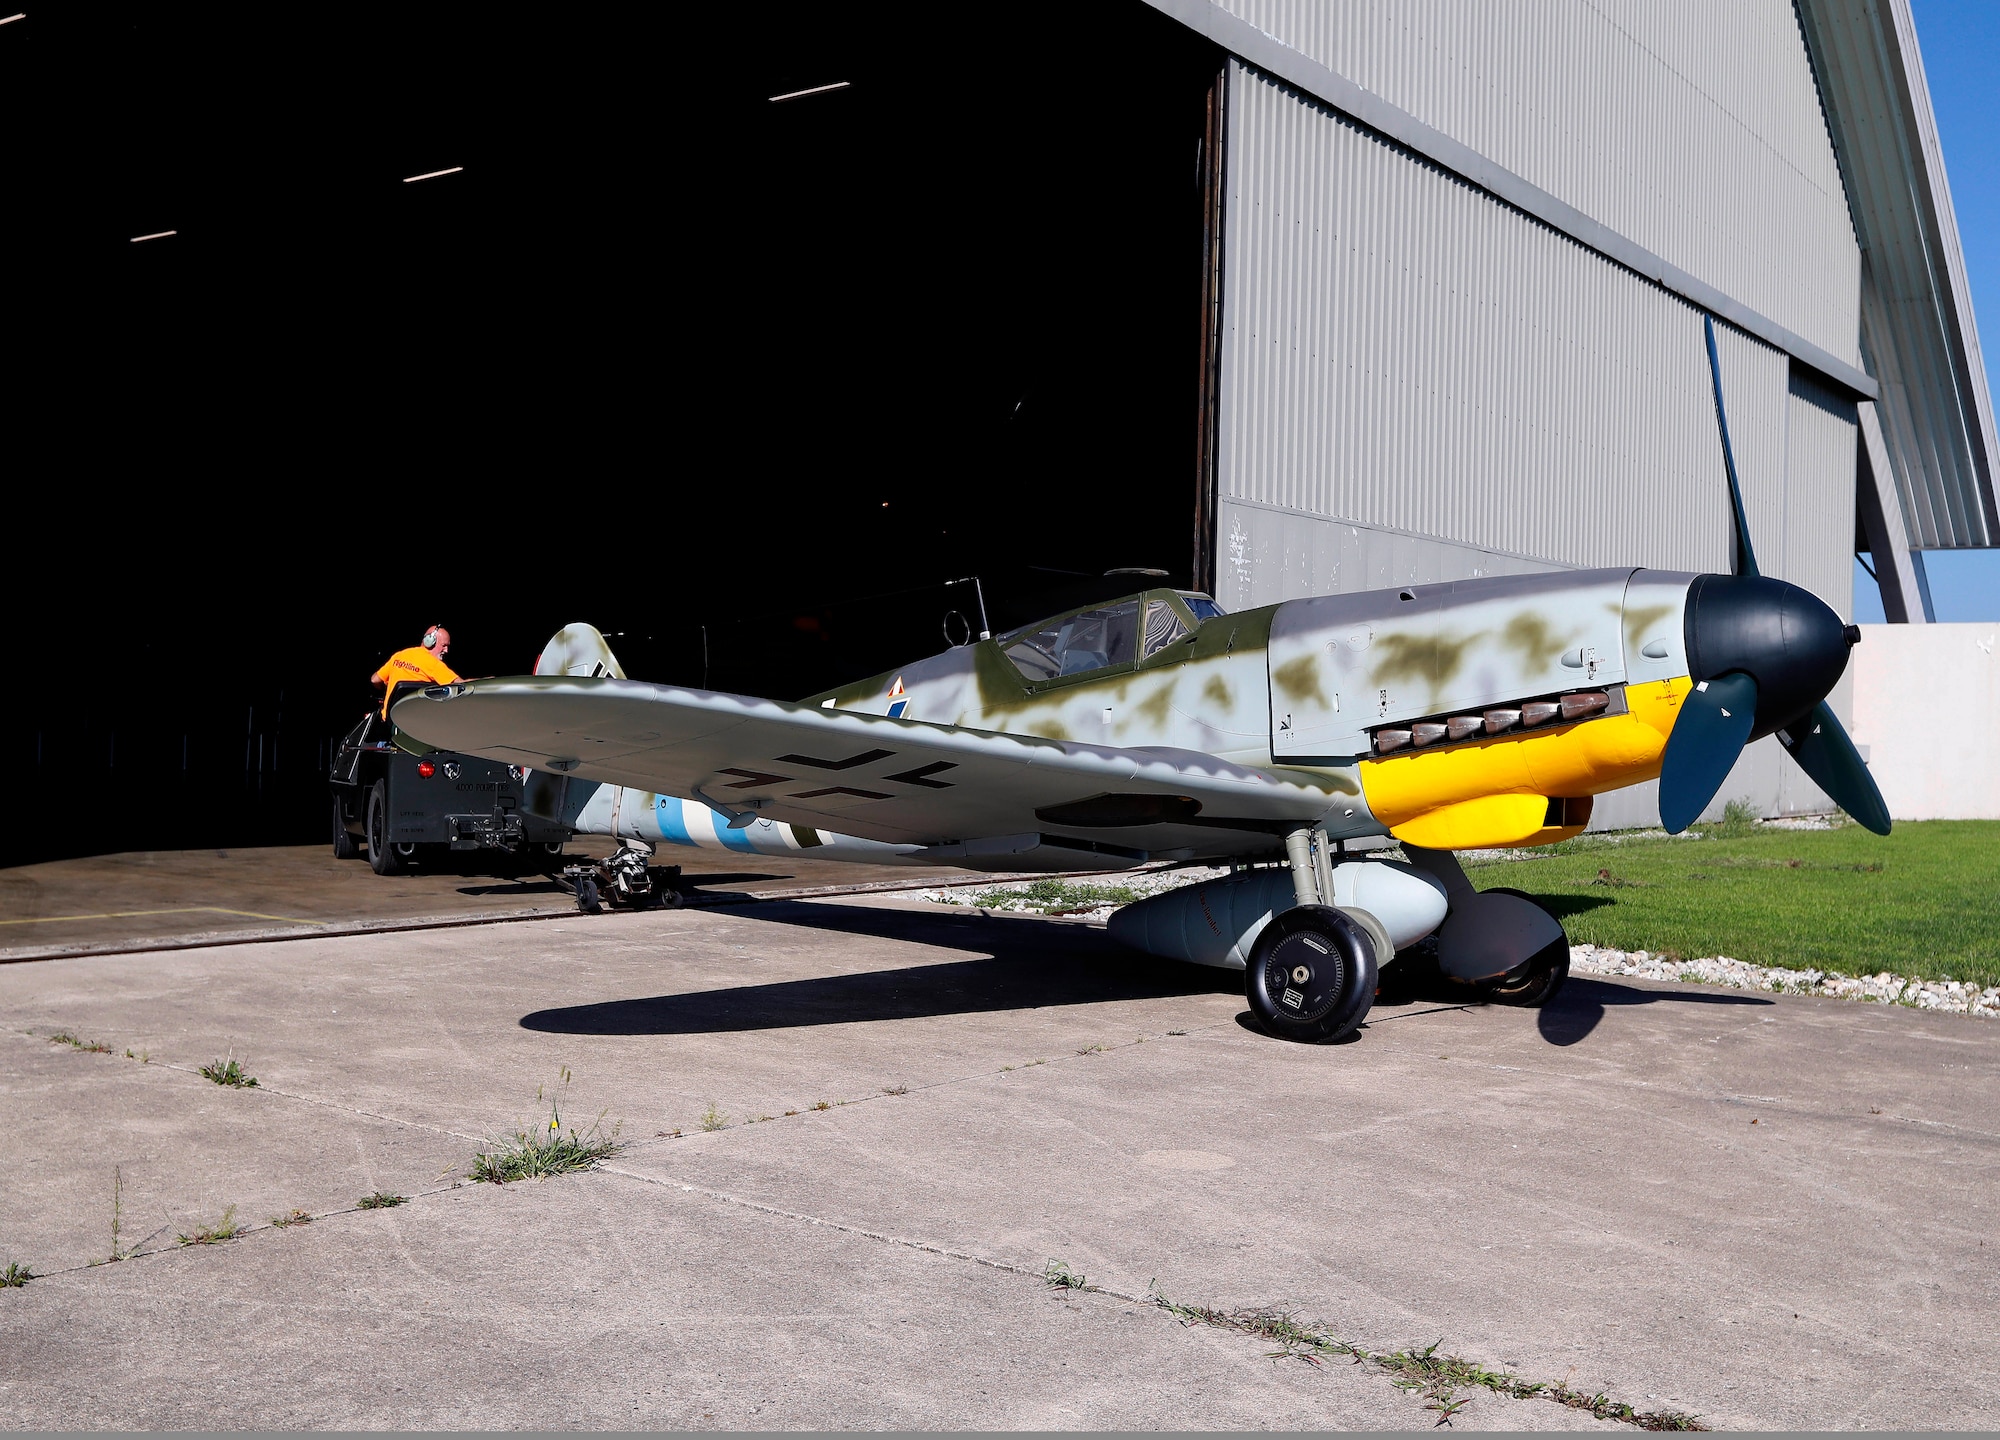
[1261,929,1345,1023]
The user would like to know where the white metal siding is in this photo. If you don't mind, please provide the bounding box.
[1213,0,1862,367]
[1219,65,1861,825]
[1218,64,1736,585]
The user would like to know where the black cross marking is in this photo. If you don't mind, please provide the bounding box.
[791,785,892,801]
[883,761,956,789]
[719,768,792,788]
[776,747,894,771]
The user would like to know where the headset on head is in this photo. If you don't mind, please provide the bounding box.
[423,625,447,651]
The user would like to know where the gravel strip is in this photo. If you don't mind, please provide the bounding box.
[1571,943,2000,1018]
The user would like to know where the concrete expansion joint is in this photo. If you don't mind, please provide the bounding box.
[596,1163,1706,1431]
[133,1057,486,1146]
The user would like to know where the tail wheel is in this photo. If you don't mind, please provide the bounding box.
[575,876,603,915]
[366,782,403,876]
[1244,905,1378,1043]
[332,798,360,860]
[1479,888,1570,1007]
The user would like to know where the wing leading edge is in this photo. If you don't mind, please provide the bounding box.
[392,677,1355,857]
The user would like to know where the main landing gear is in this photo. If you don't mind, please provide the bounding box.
[1243,825,1386,1042]
[1244,905,1379,1042]
[1398,848,1571,1008]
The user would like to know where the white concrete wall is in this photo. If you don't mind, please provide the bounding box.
[1849,622,2000,820]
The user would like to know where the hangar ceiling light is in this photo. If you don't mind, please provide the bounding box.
[768,81,849,102]
[403,166,463,183]
[130,230,176,243]
[0,13,23,24]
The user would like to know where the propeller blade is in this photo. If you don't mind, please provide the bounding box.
[1659,671,1758,834]
[1779,700,1892,835]
[1703,315,1761,579]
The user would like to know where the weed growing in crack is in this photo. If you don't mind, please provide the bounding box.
[882,1083,909,1096]
[49,1031,112,1054]
[471,1068,623,1183]
[356,1192,406,1210]
[1143,1283,1705,1431]
[107,1166,134,1262]
[0,1262,33,1288]
[269,1209,313,1228]
[699,1102,728,1133]
[199,1057,258,1088]
[812,1101,832,1111]
[177,1205,242,1247]
[1043,1259,1092,1291]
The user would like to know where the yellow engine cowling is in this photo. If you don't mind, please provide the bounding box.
[1361,677,1690,849]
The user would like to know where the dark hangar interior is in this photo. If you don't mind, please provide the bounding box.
[3,3,1226,862]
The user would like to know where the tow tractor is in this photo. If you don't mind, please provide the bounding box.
[329,706,569,873]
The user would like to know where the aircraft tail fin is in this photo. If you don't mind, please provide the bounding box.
[534,623,627,680]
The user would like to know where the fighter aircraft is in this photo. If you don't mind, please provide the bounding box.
[395,319,1888,1043]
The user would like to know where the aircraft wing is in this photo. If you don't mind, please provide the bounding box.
[391,677,1350,854]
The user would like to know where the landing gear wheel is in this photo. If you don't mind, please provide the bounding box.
[332,799,360,860]
[1478,888,1569,1007]
[366,782,403,875]
[575,875,603,915]
[1244,905,1378,1042]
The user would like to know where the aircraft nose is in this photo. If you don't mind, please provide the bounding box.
[1682,574,1858,739]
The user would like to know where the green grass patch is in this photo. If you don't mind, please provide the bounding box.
[970,878,1140,910]
[355,1192,406,1210]
[199,1058,258,1088]
[1464,819,1999,985]
[471,1068,622,1183]
[49,1031,113,1054]
[176,1205,242,1247]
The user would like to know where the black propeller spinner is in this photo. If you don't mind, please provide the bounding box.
[1655,319,1891,836]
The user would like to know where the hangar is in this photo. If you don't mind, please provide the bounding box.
[3,0,1993,857]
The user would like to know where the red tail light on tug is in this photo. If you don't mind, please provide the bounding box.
[417,761,436,778]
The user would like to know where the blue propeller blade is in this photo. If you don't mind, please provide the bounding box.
[1703,315,1760,579]
[1660,671,1759,834]
[1779,700,1892,835]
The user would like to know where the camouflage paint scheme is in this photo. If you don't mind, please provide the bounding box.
[402,569,1708,867]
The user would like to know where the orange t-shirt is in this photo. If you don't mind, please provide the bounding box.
[373,646,461,716]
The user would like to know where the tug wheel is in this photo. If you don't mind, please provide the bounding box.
[1244,905,1378,1043]
[575,875,603,915]
[367,783,403,875]
[332,799,360,860]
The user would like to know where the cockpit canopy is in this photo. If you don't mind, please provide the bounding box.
[1000,591,1225,684]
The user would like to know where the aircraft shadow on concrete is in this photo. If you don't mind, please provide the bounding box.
[1533,975,1771,1046]
[519,900,1237,1036]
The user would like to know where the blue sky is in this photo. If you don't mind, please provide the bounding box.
[1851,0,1999,622]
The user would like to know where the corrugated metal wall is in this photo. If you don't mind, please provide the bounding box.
[1216,63,1737,591]
[1216,61,1859,824]
[1211,0,1861,367]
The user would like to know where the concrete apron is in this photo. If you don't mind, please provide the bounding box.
[1,898,1994,1429]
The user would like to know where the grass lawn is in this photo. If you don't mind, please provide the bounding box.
[1460,819,2000,986]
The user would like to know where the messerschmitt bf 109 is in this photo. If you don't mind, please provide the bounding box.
[394,320,1888,1044]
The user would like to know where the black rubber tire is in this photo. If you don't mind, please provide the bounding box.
[1244,905,1378,1042]
[576,875,603,915]
[367,782,403,876]
[332,798,360,860]
[1478,888,1570,1007]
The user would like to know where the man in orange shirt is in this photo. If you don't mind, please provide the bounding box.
[371,625,461,718]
